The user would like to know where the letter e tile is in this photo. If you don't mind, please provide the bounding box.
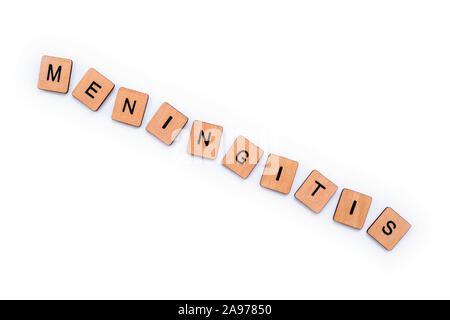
[72,68,115,111]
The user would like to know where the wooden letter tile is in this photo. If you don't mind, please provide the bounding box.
[333,188,372,229]
[146,102,188,145]
[222,136,264,179]
[260,154,298,194]
[187,121,223,159]
[367,207,411,251]
[38,55,73,93]
[294,170,338,213]
[112,87,149,127]
[72,68,115,111]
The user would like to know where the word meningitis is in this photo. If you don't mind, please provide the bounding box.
[37,55,412,251]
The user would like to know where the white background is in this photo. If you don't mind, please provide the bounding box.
[0,0,449,299]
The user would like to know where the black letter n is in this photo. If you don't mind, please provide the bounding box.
[47,64,62,82]
[197,130,212,146]
[122,98,136,114]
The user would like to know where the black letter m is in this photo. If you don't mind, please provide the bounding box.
[47,64,62,82]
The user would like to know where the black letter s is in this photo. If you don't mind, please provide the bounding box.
[382,221,397,235]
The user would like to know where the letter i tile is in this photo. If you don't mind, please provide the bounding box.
[260,154,298,194]
[146,102,188,145]
[333,188,372,229]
